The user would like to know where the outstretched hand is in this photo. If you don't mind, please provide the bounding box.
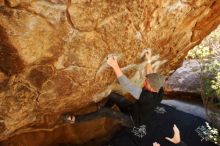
[165,124,181,144]
[107,55,119,69]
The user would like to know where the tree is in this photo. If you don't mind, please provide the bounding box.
[187,26,220,145]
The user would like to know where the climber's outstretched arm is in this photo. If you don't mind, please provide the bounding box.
[144,49,153,74]
[107,56,142,100]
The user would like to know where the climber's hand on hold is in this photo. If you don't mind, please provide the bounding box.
[144,49,152,61]
[107,55,123,77]
[107,55,119,69]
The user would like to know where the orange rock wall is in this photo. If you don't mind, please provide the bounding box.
[0,0,220,144]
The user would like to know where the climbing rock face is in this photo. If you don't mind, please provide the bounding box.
[165,60,201,99]
[0,0,220,144]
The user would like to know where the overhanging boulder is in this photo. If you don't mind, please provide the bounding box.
[0,0,220,144]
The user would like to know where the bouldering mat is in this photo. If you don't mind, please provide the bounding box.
[104,103,218,146]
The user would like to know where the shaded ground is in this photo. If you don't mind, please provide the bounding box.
[105,103,217,146]
[58,99,215,146]
[162,99,207,120]
[0,98,216,146]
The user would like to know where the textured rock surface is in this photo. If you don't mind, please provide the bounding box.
[164,59,202,99]
[0,117,120,146]
[0,0,220,144]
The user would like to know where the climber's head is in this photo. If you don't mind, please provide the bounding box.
[144,73,165,92]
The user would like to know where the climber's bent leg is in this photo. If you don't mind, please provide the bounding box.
[104,92,133,114]
[75,108,134,127]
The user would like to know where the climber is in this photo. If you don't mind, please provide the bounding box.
[104,48,165,126]
[63,48,165,127]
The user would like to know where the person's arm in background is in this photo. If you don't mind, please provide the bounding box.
[107,56,142,100]
[152,125,187,146]
[165,124,187,146]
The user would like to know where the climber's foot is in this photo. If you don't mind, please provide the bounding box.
[63,114,75,124]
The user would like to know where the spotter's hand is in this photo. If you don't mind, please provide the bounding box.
[165,124,181,144]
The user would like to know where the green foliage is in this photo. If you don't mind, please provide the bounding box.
[212,72,220,97]
[188,46,212,59]
[205,122,220,145]
[187,26,220,142]
[187,26,220,99]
